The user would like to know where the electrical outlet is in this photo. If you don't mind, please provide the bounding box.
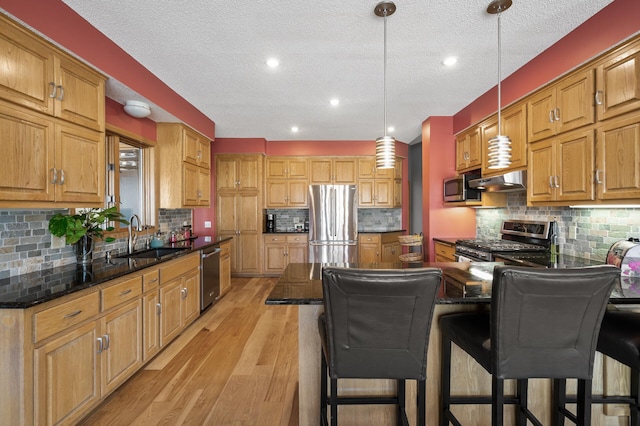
[51,234,65,249]
[293,217,299,224]
[388,217,393,223]
[204,221,211,228]
[204,236,212,242]
[568,225,577,240]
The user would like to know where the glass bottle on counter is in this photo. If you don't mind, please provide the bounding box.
[550,220,559,257]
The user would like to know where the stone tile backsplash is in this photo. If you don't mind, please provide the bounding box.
[266,208,402,232]
[0,209,191,278]
[476,192,640,262]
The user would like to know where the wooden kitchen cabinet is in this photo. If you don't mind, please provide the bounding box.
[595,112,640,201]
[309,157,357,184]
[357,157,393,179]
[0,14,106,132]
[263,234,308,275]
[0,101,104,206]
[434,241,456,262]
[219,241,232,296]
[216,154,262,192]
[265,157,308,179]
[358,232,402,263]
[595,38,640,122]
[217,192,262,275]
[142,269,161,362]
[528,129,595,204]
[455,126,482,172]
[265,156,308,207]
[481,102,528,175]
[158,123,211,208]
[527,68,595,143]
[358,178,393,207]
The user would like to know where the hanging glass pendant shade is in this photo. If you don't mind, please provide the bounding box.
[487,0,512,169]
[374,1,396,169]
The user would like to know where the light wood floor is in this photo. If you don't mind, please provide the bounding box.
[80,277,299,426]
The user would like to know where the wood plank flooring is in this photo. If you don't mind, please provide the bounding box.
[79,277,299,426]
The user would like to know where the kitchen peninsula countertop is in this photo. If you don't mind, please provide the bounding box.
[0,236,231,309]
[266,261,640,305]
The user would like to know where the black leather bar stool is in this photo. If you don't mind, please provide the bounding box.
[319,267,442,426]
[588,310,640,424]
[440,265,619,426]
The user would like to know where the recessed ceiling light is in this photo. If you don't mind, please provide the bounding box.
[329,98,340,106]
[387,126,395,133]
[291,126,299,133]
[442,56,458,66]
[266,58,279,68]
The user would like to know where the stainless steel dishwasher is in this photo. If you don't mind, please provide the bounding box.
[201,246,221,311]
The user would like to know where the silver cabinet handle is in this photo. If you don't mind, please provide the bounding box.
[197,150,202,159]
[149,278,158,283]
[57,85,64,101]
[103,334,110,350]
[50,168,58,184]
[549,176,554,188]
[595,90,603,105]
[156,303,161,315]
[59,169,65,185]
[555,176,560,188]
[197,190,202,198]
[595,169,603,184]
[549,110,555,123]
[97,337,103,353]
[49,82,57,98]
[63,309,82,319]
[181,288,187,298]
[119,289,132,296]
[554,108,560,122]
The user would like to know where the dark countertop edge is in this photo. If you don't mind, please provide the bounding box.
[265,297,488,306]
[266,231,309,234]
[432,237,462,245]
[358,229,406,234]
[0,236,232,310]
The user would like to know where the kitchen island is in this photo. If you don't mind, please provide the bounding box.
[266,261,640,426]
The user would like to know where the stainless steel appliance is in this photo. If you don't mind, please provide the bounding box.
[467,170,527,192]
[308,184,358,263]
[606,238,640,270]
[266,214,275,232]
[455,219,552,262]
[201,245,221,311]
[443,172,481,202]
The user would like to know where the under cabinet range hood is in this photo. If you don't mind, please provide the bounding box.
[468,170,527,192]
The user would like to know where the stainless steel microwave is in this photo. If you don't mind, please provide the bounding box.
[443,173,481,202]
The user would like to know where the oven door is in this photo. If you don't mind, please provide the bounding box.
[455,253,480,262]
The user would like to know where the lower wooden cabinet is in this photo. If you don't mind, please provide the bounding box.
[219,241,232,297]
[358,232,402,263]
[263,234,308,275]
[434,241,456,262]
[1,252,202,425]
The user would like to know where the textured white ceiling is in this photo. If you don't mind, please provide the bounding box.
[60,0,614,143]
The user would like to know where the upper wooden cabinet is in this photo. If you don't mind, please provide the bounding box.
[481,102,527,175]
[0,14,105,132]
[357,157,393,179]
[595,112,640,201]
[528,129,595,204]
[595,39,640,122]
[216,154,262,193]
[265,157,308,179]
[309,157,357,184]
[527,68,595,143]
[455,126,481,172]
[265,157,308,208]
[157,123,211,208]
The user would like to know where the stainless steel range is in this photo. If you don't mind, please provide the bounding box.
[455,219,552,262]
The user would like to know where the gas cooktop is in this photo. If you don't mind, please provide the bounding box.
[456,239,548,253]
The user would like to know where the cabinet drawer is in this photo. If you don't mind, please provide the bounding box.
[160,252,200,283]
[219,242,231,258]
[264,235,285,244]
[33,292,100,343]
[435,242,456,259]
[143,269,160,293]
[360,234,381,244]
[286,235,308,244]
[102,275,142,311]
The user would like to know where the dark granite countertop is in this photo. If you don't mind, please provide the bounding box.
[265,262,640,305]
[358,229,405,234]
[432,237,461,245]
[0,236,231,309]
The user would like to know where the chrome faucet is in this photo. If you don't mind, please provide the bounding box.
[128,214,142,254]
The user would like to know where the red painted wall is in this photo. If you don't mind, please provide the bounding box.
[422,117,476,261]
[454,0,640,133]
[0,0,215,140]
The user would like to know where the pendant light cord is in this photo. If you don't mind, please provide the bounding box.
[497,11,502,135]
[383,13,388,138]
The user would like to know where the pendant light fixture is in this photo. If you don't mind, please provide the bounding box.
[374,1,396,169]
[487,0,512,169]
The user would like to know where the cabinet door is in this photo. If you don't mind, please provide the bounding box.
[358,157,376,179]
[238,232,262,273]
[183,163,201,206]
[100,300,142,395]
[596,114,640,200]
[466,129,482,168]
[528,139,556,203]
[0,102,55,202]
[183,127,209,168]
[358,179,375,207]
[359,242,380,263]
[556,130,595,202]
[596,44,640,121]
[182,270,200,326]
[288,243,308,265]
[219,244,231,296]
[159,278,183,347]
[455,134,469,171]
[288,180,308,207]
[288,158,308,179]
[265,158,288,179]
[501,103,528,170]
[217,193,238,233]
[142,290,160,362]
[265,180,288,207]
[215,156,239,191]
[381,242,400,263]
[264,242,286,273]
[373,179,392,207]
[55,122,104,204]
[0,19,55,114]
[237,156,261,191]
[34,321,100,426]
[528,87,557,143]
[309,159,332,184]
[394,179,402,207]
[197,167,211,206]
[54,55,105,131]
[555,69,595,135]
[334,158,357,184]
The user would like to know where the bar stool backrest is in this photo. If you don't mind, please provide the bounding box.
[491,265,620,380]
[321,267,442,380]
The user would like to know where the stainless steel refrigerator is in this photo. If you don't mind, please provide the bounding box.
[308,184,358,263]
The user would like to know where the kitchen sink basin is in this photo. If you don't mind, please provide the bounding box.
[117,247,189,259]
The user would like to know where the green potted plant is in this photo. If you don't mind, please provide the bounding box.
[48,206,129,264]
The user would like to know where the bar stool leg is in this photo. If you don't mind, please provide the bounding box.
[440,335,452,426]
[576,379,592,426]
[632,370,640,426]
[492,376,505,426]
[397,379,406,425]
[330,378,338,426]
[417,379,426,426]
[553,378,566,426]
[516,379,528,426]
[320,351,328,425]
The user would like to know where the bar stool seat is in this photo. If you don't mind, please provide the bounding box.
[440,265,620,426]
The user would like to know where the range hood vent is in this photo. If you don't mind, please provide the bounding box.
[468,170,527,192]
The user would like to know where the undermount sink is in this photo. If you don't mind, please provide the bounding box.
[117,247,189,259]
